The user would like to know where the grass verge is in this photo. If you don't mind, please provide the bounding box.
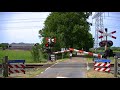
[86,68,115,78]
[5,68,46,78]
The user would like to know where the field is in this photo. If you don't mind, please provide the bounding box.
[0,49,47,63]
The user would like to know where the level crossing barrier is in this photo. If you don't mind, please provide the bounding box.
[94,59,111,72]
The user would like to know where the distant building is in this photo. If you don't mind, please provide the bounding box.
[9,43,35,50]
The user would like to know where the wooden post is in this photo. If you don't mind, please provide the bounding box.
[62,53,63,59]
[114,56,118,77]
[3,56,8,77]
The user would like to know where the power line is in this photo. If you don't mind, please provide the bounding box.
[0,26,43,30]
[0,25,42,28]
[0,18,46,21]
[105,16,120,19]
[0,21,44,24]
[0,28,42,31]
[0,12,50,15]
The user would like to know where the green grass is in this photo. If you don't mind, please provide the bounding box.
[0,50,47,63]
[7,68,46,78]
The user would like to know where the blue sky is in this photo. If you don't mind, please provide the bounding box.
[0,12,50,44]
[88,12,119,47]
[0,12,119,47]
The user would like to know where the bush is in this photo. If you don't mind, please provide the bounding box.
[0,43,9,50]
[31,44,45,63]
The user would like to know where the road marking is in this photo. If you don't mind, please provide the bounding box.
[56,76,68,78]
[42,62,58,72]
[86,62,90,70]
[45,67,50,71]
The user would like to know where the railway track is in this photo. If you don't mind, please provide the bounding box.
[0,63,120,68]
[0,64,53,68]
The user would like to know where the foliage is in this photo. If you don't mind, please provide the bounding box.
[111,47,120,51]
[39,12,94,52]
[0,43,9,50]
[31,43,44,63]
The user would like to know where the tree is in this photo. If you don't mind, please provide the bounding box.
[39,12,93,52]
[0,43,9,50]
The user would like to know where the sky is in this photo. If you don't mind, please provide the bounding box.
[88,12,120,47]
[0,12,120,47]
[0,12,50,44]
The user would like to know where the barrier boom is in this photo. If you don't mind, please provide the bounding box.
[52,48,102,58]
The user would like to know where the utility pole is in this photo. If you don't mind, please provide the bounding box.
[92,12,105,52]
[105,28,108,51]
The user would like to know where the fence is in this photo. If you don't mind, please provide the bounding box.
[0,56,26,78]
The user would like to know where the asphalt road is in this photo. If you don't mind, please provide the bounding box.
[35,57,87,78]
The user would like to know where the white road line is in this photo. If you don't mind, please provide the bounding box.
[56,76,68,78]
[41,61,59,73]
[86,62,90,70]
[41,72,43,73]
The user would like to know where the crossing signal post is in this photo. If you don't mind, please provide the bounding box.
[98,28,116,50]
[45,37,56,61]
[105,28,108,50]
[45,43,49,47]
[99,40,113,47]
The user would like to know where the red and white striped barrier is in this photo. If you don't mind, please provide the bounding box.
[94,67,111,72]
[94,62,111,72]
[69,48,102,58]
[53,50,70,54]
[94,62,110,67]
[52,48,102,58]
[9,68,25,74]
[8,64,25,68]
[8,64,25,74]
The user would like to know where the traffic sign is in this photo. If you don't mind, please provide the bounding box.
[98,30,104,34]
[8,60,25,64]
[94,59,111,62]
[98,30,116,39]
[51,38,56,43]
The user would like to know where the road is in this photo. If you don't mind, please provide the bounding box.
[35,57,87,78]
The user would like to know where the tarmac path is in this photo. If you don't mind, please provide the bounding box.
[35,57,87,78]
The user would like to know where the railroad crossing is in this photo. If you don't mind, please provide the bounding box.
[35,57,87,78]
